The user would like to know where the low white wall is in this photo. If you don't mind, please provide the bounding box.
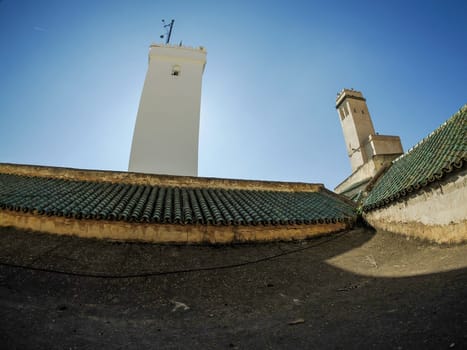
[364,169,467,243]
[335,154,396,194]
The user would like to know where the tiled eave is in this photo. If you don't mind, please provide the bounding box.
[363,105,467,211]
[0,166,356,228]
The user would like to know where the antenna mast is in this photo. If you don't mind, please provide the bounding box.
[160,19,174,44]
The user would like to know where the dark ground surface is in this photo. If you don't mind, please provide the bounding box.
[0,226,466,349]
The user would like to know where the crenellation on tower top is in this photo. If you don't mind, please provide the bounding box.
[335,89,366,108]
[149,43,207,52]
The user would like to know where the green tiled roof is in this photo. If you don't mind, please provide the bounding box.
[0,174,356,225]
[363,105,466,211]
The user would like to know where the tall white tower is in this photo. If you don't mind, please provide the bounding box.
[129,44,207,176]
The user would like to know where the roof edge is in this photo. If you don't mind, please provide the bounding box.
[363,159,466,212]
[392,104,467,165]
[0,163,324,193]
[363,104,467,211]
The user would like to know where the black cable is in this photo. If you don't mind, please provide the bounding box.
[0,230,349,279]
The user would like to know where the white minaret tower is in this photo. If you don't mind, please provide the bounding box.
[129,42,207,176]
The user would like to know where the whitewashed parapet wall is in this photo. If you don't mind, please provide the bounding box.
[364,169,466,243]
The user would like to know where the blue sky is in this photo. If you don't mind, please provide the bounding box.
[0,0,466,189]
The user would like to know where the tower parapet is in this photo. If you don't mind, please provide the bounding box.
[336,89,366,108]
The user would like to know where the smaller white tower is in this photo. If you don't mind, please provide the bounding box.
[129,44,207,176]
[336,89,376,171]
[336,89,403,173]
[334,89,404,197]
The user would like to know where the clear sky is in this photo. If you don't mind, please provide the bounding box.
[0,0,466,189]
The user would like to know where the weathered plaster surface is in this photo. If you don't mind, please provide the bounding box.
[364,134,403,158]
[0,211,350,244]
[334,154,396,195]
[364,169,467,243]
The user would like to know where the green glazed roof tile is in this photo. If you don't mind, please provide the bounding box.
[0,174,356,226]
[363,105,466,211]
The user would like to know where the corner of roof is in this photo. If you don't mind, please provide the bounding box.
[391,104,466,166]
[362,103,467,211]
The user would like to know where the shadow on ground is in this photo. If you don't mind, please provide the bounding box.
[0,227,466,349]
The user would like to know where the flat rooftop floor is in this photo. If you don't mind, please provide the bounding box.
[0,227,466,349]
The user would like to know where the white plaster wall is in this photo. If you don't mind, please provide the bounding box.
[129,45,206,176]
[334,161,374,194]
[366,135,403,158]
[364,169,467,243]
[334,154,397,194]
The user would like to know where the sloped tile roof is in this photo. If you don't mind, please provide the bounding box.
[0,174,356,225]
[363,105,466,211]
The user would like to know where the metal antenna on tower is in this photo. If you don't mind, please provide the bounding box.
[160,19,174,44]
